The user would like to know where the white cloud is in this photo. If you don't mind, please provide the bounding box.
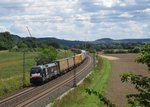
[128,21,144,35]
[93,0,121,7]
[124,0,136,5]
[120,12,133,18]
[93,0,136,7]
[143,8,150,13]
[88,21,150,40]
[0,25,7,32]
[0,0,150,40]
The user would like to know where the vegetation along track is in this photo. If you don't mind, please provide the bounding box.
[0,55,93,107]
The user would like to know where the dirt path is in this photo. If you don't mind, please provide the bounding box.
[100,55,119,60]
[100,54,149,107]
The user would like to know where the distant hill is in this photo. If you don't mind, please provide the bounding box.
[37,37,84,47]
[119,39,150,43]
[10,34,84,47]
[94,38,114,44]
[11,34,22,41]
[10,33,150,46]
[93,38,150,44]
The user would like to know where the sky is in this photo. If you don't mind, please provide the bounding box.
[0,0,150,41]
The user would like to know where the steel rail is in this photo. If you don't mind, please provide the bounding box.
[0,87,35,104]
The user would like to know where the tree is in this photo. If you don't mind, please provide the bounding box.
[132,46,140,53]
[121,73,150,107]
[0,32,14,50]
[35,46,57,65]
[46,41,60,49]
[23,37,38,48]
[17,41,28,49]
[136,43,150,70]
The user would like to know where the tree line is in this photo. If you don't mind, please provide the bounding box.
[75,42,142,53]
[0,32,60,51]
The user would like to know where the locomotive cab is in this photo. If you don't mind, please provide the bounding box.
[30,63,59,84]
[30,65,45,84]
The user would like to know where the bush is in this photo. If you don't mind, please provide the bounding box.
[35,46,57,65]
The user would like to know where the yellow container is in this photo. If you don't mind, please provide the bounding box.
[75,54,82,65]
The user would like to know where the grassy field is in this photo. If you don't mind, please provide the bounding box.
[52,57,112,107]
[0,50,73,97]
[0,51,38,96]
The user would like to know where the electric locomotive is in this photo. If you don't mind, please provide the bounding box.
[30,63,59,84]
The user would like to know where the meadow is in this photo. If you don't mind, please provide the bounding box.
[0,51,38,96]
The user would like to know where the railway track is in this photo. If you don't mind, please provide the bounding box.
[0,55,93,107]
[0,87,35,104]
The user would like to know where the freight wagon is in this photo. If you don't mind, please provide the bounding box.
[67,56,74,70]
[75,54,82,65]
[56,58,69,74]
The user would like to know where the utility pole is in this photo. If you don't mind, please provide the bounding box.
[73,51,77,87]
[22,26,32,87]
[84,40,86,51]
[84,37,87,51]
[93,50,96,68]
[65,48,67,58]
[22,51,26,87]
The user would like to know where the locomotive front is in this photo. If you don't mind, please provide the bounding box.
[30,65,45,84]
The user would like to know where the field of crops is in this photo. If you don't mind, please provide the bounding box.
[104,54,149,106]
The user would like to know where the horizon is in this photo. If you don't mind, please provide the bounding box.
[0,0,150,41]
[32,36,150,41]
[9,32,150,41]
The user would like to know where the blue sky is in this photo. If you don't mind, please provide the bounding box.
[0,0,150,41]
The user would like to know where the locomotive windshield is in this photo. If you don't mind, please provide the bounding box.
[31,67,42,74]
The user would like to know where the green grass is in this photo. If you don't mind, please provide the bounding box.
[52,57,112,107]
[0,51,38,96]
[0,52,37,78]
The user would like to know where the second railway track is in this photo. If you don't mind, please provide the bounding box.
[0,55,93,107]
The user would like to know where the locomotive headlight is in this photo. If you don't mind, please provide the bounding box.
[31,73,42,78]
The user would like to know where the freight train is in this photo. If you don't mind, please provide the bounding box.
[30,50,87,84]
